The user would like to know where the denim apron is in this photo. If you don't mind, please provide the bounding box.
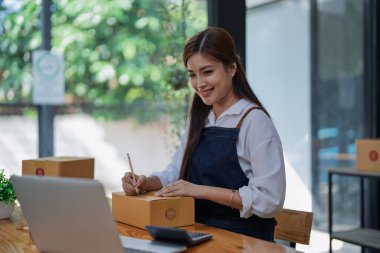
[188,107,276,242]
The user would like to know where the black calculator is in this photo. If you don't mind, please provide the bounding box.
[146,225,212,246]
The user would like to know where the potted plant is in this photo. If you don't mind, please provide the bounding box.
[0,169,16,219]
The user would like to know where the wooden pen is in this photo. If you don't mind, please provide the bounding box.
[127,153,139,194]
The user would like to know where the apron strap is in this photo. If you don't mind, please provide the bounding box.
[236,106,261,129]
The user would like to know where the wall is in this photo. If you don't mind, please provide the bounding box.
[246,0,311,211]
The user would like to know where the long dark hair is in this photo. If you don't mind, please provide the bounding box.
[179,27,269,179]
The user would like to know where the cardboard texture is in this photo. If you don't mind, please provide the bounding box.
[356,139,380,172]
[112,191,195,229]
[22,157,94,179]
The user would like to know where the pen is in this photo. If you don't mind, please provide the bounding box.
[127,153,139,194]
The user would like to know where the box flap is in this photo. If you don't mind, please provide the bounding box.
[113,191,186,201]
[23,157,93,162]
[44,156,93,162]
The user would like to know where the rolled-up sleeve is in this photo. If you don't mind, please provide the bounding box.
[151,125,188,187]
[239,136,286,218]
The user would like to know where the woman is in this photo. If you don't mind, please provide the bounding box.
[122,27,286,242]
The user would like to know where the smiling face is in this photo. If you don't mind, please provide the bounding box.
[187,53,238,117]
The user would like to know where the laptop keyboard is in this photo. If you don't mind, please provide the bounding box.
[124,248,155,253]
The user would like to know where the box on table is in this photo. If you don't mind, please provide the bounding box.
[356,139,380,172]
[22,156,94,179]
[112,191,194,229]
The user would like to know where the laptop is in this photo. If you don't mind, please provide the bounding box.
[11,175,187,253]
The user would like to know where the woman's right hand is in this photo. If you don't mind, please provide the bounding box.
[121,172,147,195]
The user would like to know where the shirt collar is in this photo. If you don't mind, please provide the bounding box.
[207,99,251,124]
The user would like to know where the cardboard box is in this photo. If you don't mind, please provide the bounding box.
[22,156,94,179]
[356,139,380,172]
[112,191,194,229]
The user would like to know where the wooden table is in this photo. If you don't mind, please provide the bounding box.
[0,207,301,253]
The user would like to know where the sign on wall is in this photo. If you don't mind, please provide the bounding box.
[32,50,65,105]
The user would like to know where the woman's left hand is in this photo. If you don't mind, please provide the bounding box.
[155,179,202,198]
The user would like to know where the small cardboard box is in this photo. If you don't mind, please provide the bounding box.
[112,191,195,229]
[356,139,380,172]
[22,156,94,179]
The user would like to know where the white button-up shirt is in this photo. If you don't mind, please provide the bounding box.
[152,99,286,219]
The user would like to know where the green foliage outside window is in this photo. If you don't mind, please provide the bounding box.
[0,0,207,127]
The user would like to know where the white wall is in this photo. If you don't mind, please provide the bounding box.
[246,0,311,211]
